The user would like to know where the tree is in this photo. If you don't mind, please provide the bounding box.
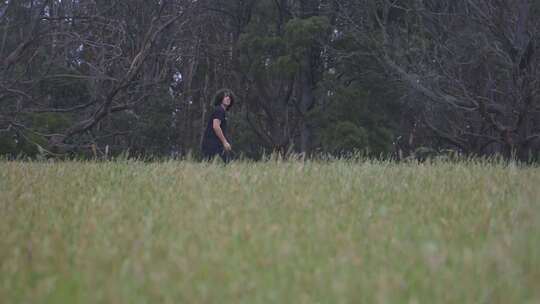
[339,0,540,160]
[1,0,195,157]
[231,0,330,153]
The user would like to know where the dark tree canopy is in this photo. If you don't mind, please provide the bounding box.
[1,0,539,160]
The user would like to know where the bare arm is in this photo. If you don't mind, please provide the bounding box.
[212,119,232,151]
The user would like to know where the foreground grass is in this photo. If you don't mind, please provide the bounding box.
[1,160,539,304]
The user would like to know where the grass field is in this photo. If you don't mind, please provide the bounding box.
[1,159,539,303]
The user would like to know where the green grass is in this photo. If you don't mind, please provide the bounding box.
[1,160,539,303]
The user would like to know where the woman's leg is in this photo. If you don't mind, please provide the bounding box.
[202,146,222,161]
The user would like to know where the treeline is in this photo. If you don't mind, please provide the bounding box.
[1,0,539,160]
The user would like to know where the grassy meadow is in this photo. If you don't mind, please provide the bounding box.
[1,159,539,303]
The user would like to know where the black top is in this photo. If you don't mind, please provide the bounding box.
[202,106,228,149]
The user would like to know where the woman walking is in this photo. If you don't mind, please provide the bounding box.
[201,90,235,162]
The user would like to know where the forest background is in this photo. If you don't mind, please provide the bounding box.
[1,0,539,160]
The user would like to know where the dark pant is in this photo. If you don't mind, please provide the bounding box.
[202,146,230,163]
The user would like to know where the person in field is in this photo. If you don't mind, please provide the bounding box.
[201,90,235,162]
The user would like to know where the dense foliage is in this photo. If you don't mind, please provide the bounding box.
[1,0,538,160]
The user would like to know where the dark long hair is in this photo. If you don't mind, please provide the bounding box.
[213,89,235,110]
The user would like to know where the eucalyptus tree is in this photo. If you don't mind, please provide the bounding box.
[338,0,540,159]
[1,0,196,156]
